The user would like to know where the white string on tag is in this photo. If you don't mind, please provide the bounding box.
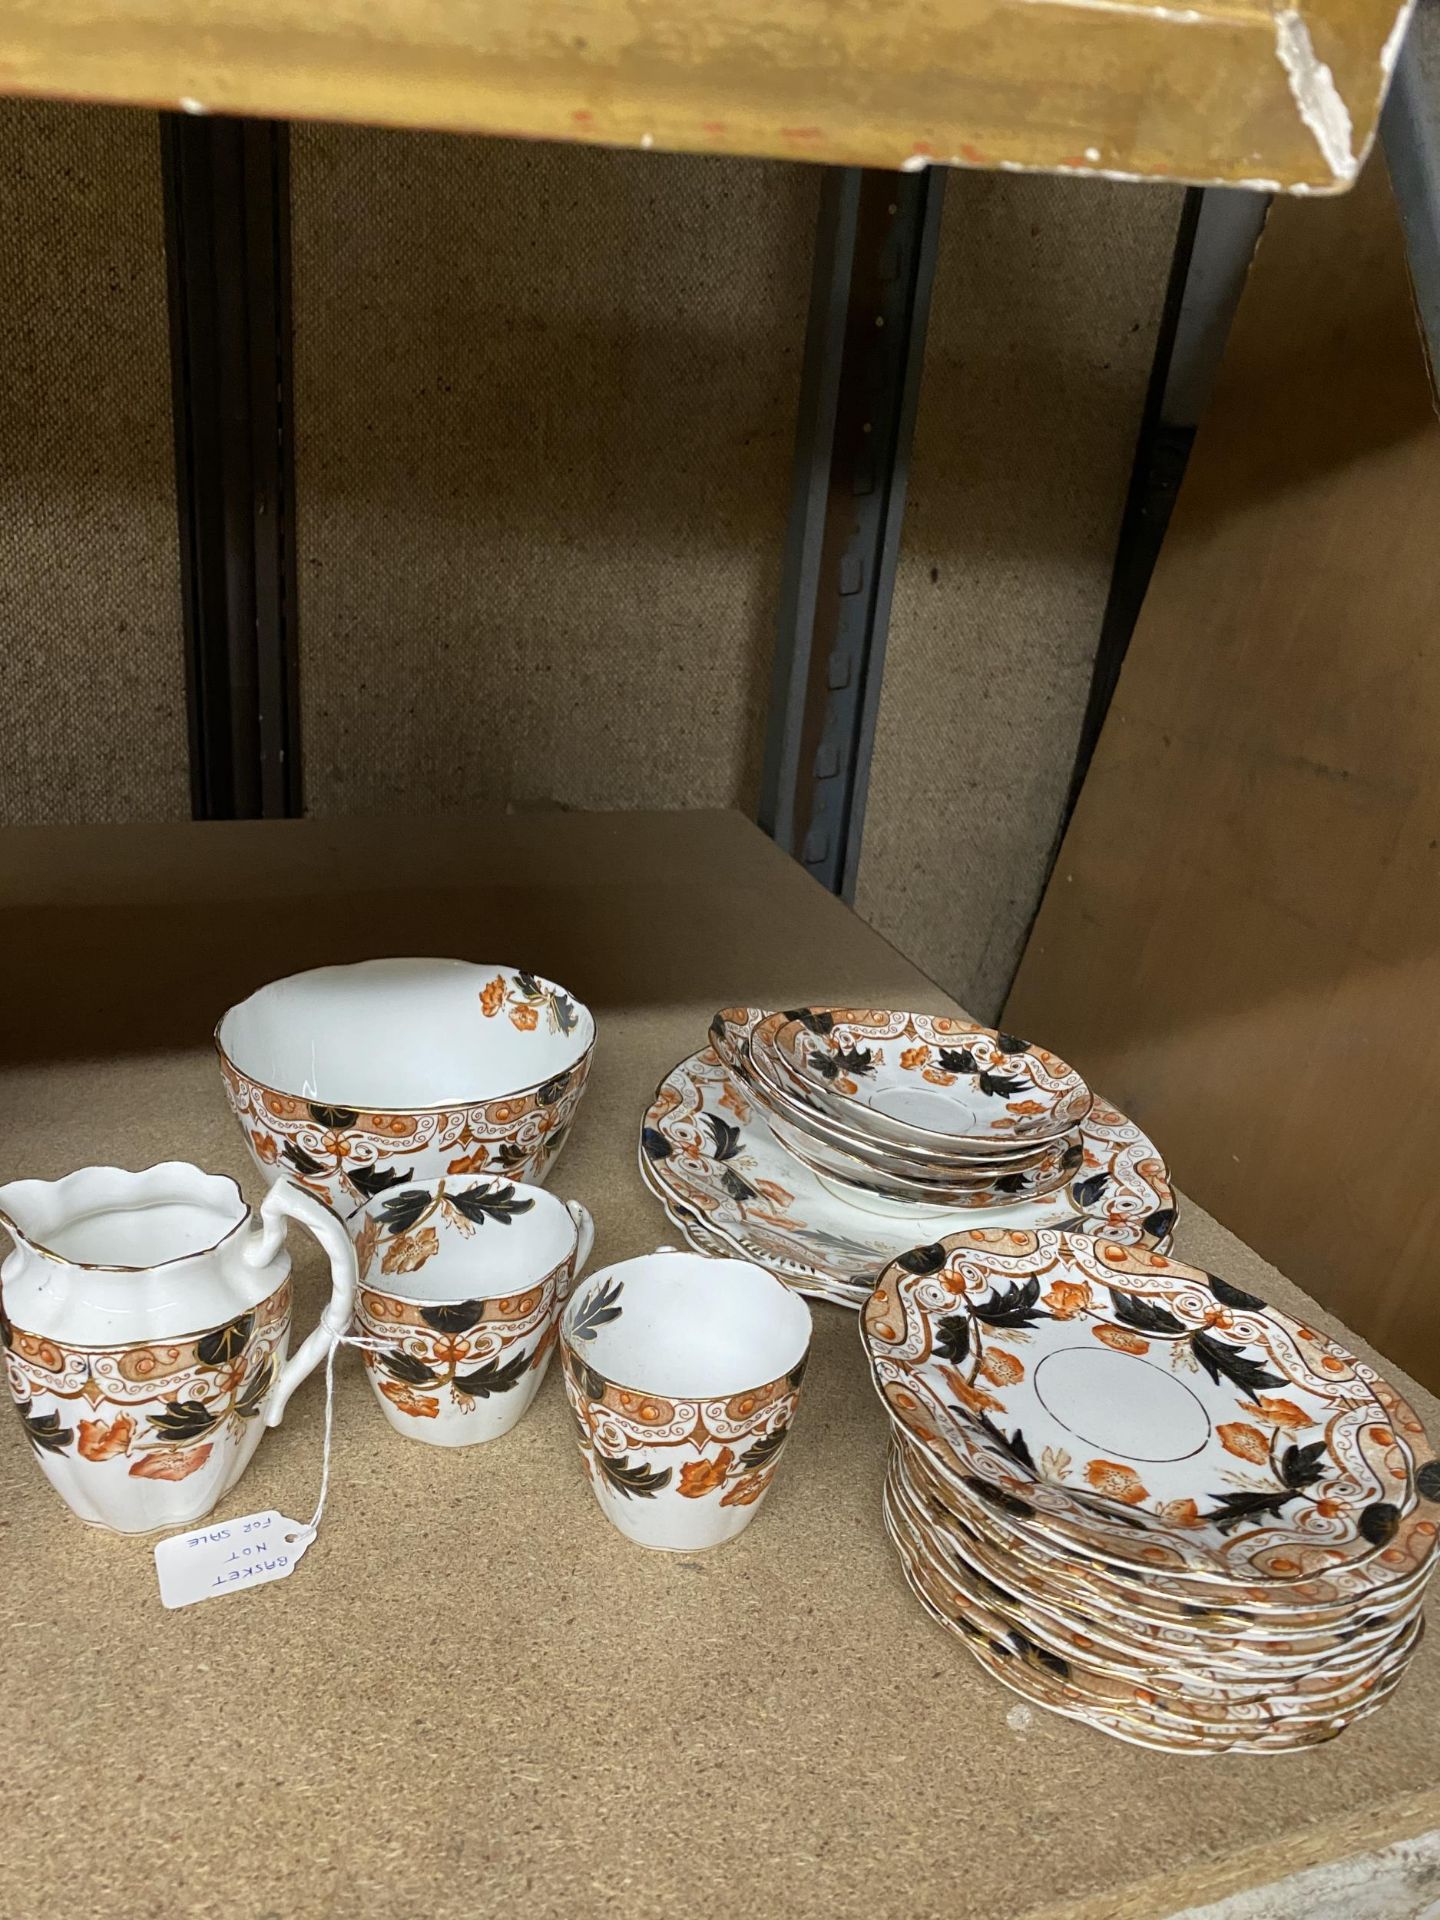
[154,1330,385,1610]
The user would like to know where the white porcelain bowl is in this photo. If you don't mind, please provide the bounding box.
[217,958,595,1216]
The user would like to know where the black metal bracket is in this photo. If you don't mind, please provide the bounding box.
[161,115,300,819]
[760,166,945,900]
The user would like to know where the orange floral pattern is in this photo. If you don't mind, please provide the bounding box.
[678,1449,734,1498]
[76,1412,136,1461]
[1085,1459,1150,1505]
[129,1442,213,1481]
[1093,1324,1148,1355]
[1044,1278,1091,1318]
[1218,1422,1271,1464]
[1238,1396,1314,1432]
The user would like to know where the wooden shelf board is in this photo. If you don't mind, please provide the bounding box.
[0,0,1411,189]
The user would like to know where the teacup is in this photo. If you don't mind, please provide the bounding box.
[217,958,596,1218]
[559,1247,812,1550]
[352,1176,594,1448]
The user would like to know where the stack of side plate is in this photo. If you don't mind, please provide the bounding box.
[860,1228,1440,1752]
[639,1028,1177,1309]
[711,1006,1092,1211]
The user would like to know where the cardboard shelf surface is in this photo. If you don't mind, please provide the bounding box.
[0,0,1412,190]
[0,809,1437,1920]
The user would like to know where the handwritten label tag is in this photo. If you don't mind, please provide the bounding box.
[154,1509,315,1610]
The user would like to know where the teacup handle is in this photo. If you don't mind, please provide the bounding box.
[564,1201,596,1291]
[243,1178,358,1428]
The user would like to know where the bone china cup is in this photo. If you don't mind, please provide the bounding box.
[217,957,595,1217]
[560,1249,812,1551]
[353,1176,594,1447]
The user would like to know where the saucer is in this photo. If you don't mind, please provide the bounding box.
[768,1008,1092,1147]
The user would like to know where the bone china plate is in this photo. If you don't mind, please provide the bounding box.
[640,1051,1175,1308]
[862,1229,1440,1591]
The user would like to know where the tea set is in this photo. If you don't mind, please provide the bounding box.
[5,957,1437,1751]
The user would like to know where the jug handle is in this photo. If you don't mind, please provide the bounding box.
[564,1201,596,1293]
[243,1179,358,1428]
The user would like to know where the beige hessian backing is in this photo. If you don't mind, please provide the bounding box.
[0,101,189,826]
[1004,160,1440,1398]
[855,170,1181,1022]
[291,127,817,818]
[1,812,1438,1920]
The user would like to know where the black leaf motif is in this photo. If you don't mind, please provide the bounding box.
[1072,1171,1110,1208]
[235,1351,277,1420]
[419,1299,485,1335]
[597,1453,672,1499]
[832,1045,875,1078]
[147,1399,221,1442]
[1108,1289,1186,1337]
[806,1050,842,1082]
[1279,1440,1329,1491]
[379,1187,433,1235]
[1417,1460,1440,1503]
[281,1139,326,1177]
[570,1276,624,1342]
[701,1114,743,1161]
[447,1183,536,1227]
[937,1047,978,1075]
[1206,1488,1293,1534]
[538,1072,571,1106]
[1358,1501,1401,1546]
[1142,1206,1177,1241]
[977,1414,1036,1474]
[640,1127,672,1162]
[1208,1273,1266,1313]
[1059,1141,1085,1174]
[738,1424,791,1472]
[971,1277,1047,1329]
[962,1473,1035,1521]
[993,1172,1029,1196]
[897,1243,947,1275]
[17,1401,73,1454]
[996,1033,1031,1056]
[379,1349,438,1386]
[720,1169,758,1204]
[552,994,579,1037]
[195,1312,255,1369]
[783,1009,834,1036]
[934,1312,970,1363]
[1190,1331,1285,1395]
[571,1357,608,1402]
[453,1350,532,1397]
[308,1102,358,1130]
[347,1164,414,1202]
[495,1142,529,1170]
[977,1070,1027,1099]
[514,971,542,998]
